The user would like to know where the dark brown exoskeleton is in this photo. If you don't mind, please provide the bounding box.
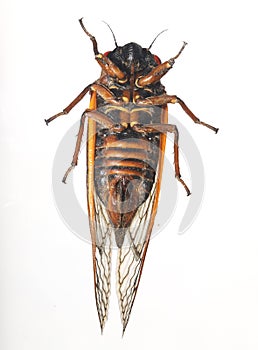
[45,18,218,334]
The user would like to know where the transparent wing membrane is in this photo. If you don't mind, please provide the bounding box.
[93,195,112,331]
[116,182,157,332]
[92,179,158,332]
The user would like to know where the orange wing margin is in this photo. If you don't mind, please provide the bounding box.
[87,91,112,332]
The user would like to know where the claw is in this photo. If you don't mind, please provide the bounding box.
[62,165,75,183]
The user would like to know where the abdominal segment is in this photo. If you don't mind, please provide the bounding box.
[94,130,160,247]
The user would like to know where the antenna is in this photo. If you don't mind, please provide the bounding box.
[148,29,168,50]
[103,21,118,48]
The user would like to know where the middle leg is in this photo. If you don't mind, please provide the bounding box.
[138,94,219,133]
[132,123,191,196]
[62,108,126,183]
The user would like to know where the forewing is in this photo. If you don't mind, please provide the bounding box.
[86,93,113,331]
[116,180,159,333]
[92,192,112,331]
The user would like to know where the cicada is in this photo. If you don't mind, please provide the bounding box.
[45,18,218,334]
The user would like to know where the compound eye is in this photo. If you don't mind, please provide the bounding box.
[153,55,161,65]
[104,51,111,57]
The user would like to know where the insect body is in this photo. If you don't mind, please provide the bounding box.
[45,18,218,334]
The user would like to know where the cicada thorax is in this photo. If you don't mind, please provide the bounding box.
[93,103,164,247]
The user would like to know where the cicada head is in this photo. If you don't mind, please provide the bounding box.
[105,42,161,76]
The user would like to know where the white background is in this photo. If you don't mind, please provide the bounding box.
[1,0,258,349]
